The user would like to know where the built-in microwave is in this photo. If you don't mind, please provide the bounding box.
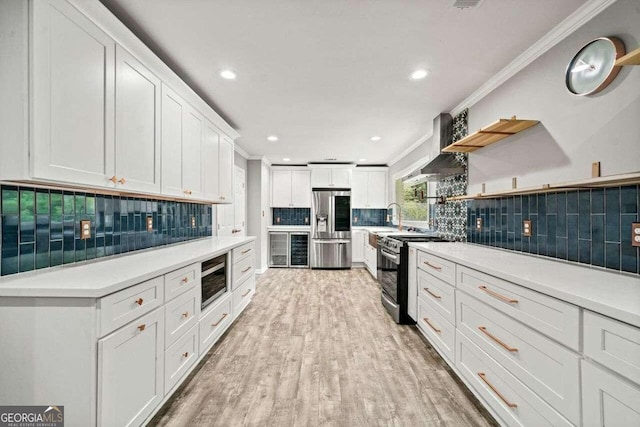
[201,254,228,310]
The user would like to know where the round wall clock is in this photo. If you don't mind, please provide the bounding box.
[565,36,625,96]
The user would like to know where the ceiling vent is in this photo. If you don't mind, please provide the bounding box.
[452,0,484,9]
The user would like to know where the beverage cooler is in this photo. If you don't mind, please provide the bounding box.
[268,232,309,268]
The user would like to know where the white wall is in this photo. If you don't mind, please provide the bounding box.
[466,0,640,194]
[246,159,271,272]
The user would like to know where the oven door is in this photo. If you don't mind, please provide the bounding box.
[378,248,399,302]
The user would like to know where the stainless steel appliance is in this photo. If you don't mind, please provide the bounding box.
[268,231,310,268]
[311,189,351,269]
[201,254,228,310]
[379,234,447,324]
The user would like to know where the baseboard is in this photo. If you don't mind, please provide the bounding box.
[255,266,268,274]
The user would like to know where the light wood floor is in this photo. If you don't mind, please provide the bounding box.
[150,268,498,427]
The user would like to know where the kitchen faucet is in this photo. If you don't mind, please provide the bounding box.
[386,202,403,231]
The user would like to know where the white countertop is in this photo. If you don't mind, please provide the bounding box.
[0,236,256,299]
[409,242,640,328]
[352,226,398,233]
[267,225,311,232]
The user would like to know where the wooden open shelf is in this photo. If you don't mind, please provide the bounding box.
[442,117,540,153]
[615,47,640,66]
[447,172,640,201]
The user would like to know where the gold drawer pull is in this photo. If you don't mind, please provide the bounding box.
[135,298,144,306]
[108,176,118,183]
[423,261,442,271]
[181,277,189,284]
[182,352,189,358]
[242,266,252,273]
[184,189,192,195]
[478,372,517,408]
[212,313,228,327]
[424,288,442,299]
[242,289,251,297]
[422,317,441,333]
[118,177,126,185]
[241,249,251,254]
[182,311,189,319]
[137,324,146,331]
[478,286,518,304]
[478,326,518,352]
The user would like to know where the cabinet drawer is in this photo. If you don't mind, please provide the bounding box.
[233,241,255,264]
[164,324,198,395]
[582,360,640,427]
[98,276,164,337]
[199,293,233,354]
[417,296,455,363]
[164,263,199,302]
[457,265,580,351]
[457,291,580,425]
[233,274,255,318]
[232,255,255,290]
[456,331,573,427]
[418,269,455,324]
[584,311,640,386]
[165,288,200,349]
[417,251,455,285]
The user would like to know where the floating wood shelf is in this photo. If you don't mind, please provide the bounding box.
[446,172,640,201]
[615,47,640,66]
[442,117,540,153]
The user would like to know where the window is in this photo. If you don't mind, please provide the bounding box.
[394,174,434,227]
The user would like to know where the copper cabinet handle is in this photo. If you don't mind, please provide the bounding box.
[478,286,518,304]
[424,288,442,299]
[181,277,189,284]
[118,177,126,185]
[241,249,251,254]
[135,298,144,306]
[137,324,146,331]
[423,261,442,271]
[422,317,441,333]
[182,352,189,358]
[478,326,518,352]
[182,311,189,319]
[242,289,251,297]
[478,372,517,408]
[212,313,228,327]
[242,266,251,273]
[184,189,192,195]
[108,176,118,183]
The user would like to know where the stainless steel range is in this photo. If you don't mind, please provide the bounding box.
[379,234,447,324]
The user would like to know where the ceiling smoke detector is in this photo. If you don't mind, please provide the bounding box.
[452,0,484,9]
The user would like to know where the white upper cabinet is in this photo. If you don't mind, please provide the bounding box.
[271,169,311,207]
[182,104,204,199]
[351,169,387,208]
[161,84,186,197]
[114,45,161,194]
[31,0,115,187]
[310,167,352,188]
[218,136,234,203]
[203,120,221,201]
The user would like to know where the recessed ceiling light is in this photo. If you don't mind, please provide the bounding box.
[282,157,291,161]
[410,69,429,80]
[267,135,279,142]
[370,136,381,141]
[359,158,367,162]
[220,70,237,80]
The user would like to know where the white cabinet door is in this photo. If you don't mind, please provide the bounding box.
[407,246,417,321]
[203,120,221,201]
[114,45,161,194]
[352,230,365,262]
[351,171,368,208]
[233,167,246,236]
[98,307,164,427]
[291,170,311,207]
[331,168,351,188]
[32,0,115,187]
[367,171,387,208]
[311,169,331,188]
[271,170,292,207]
[218,137,234,203]
[182,104,204,199]
[582,360,640,427]
[161,85,185,197]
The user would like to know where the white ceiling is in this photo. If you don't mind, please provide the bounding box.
[99,0,587,165]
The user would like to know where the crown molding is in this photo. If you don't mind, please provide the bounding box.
[248,155,272,166]
[450,0,618,115]
[388,130,433,167]
[234,144,250,159]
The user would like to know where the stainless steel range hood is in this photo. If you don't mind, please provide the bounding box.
[420,113,465,178]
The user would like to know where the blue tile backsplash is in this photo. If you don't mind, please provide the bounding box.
[1,184,213,277]
[272,208,311,225]
[467,185,639,274]
[352,209,389,226]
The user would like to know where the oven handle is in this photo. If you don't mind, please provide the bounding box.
[202,262,225,277]
[381,249,399,263]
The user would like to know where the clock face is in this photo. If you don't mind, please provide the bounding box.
[566,37,625,96]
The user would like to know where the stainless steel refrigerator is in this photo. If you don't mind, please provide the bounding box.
[310,190,352,269]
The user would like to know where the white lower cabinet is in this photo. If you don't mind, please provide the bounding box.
[164,324,199,395]
[417,296,455,363]
[199,293,234,354]
[98,307,165,427]
[352,230,365,263]
[364,242,377,279]
[164,288,200,348]
[233,274,256,318]
[582,360,640,427]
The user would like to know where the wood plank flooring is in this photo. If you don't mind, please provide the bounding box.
[149,268,498,427]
